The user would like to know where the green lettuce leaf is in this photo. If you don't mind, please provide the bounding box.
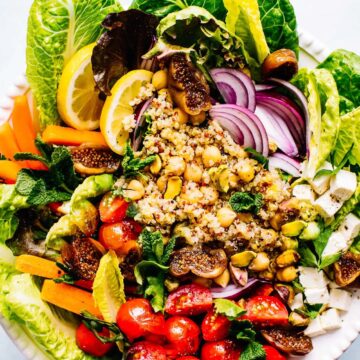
[292,69,340,178]
[318,49,360,115]
[130,0,226,20]
[258,0,299,57]
[224,0,269,64]
[26,0,122,129]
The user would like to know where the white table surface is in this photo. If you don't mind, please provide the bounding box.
[0,0,359,359]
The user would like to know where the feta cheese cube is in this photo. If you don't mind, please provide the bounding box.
[299,267,330,288]
[321,232,348,258]
[338,213,360,241]
[304,317,326,337]
[319,309,341,331]
[330,170,357,201]
[329,288,352,311]
[290,293,304,311]
[304,287,330,305]
[292,184,315,203]
[309,161,333,195]
[314,190,344,218]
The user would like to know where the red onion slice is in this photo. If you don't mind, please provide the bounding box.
[269,152,301,177]
[255,84,276,92]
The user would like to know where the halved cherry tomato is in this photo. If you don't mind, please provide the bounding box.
[76,323,113,357]
[74,279,93,291]
[116,298,165,341]
[126,341,167,360]
[177,357,199,360]
[99,220,142,250]
[201,307,230,341]
[165,284,213,316]
[263,345,286,360]
[201,340,241,360]
[165,316,201,356]
[99,192,129,223]
[252,284,274,297]
[243,296,288,327]
[48,202,62,214]
[143,333,167,345]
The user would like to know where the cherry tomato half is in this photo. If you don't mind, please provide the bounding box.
[263,345,286,360]
[165,316,201,356]
[116,298,165,342]
[177,357,200,360]
[243,296,288,327]
[99,220,142,250]
[165,284,213,316]
[76,323,113,357]
[99,192,129,223]
[201,340,241,360]
[126,341,167,360]
[252,284,274,297]
[201,307,231,341]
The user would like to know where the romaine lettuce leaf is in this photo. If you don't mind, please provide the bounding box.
[26,0,122,129]
[224,0,269,64]
[318,49,360,115]
[258,0,299,57]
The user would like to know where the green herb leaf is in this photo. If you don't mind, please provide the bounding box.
[14,152,49,165]
[240,341,266,360]
[229,192,263,214]
[126,202,138,218]
[245,147,269,168]
[298,243,318,267]
[319,253,342,269]
[292,279,304,292]
[295,303,323,320]
[213,299,246,320]
[144,274,166,313]
[53,274,76,285]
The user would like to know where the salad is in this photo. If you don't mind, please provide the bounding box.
[1,0,360,359]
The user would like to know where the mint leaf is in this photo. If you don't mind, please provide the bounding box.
[213,299,246,320]
[229,192,263,214]
[245,147,269,168]
[298,243,318,267]
[162,237,176,265]
[240,341,266,360]
[14,152,48,165]
[126,202,138,218]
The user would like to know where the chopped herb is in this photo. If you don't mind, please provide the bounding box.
[245,147,269,168]
[298,243,318,267]
[240,341,266,360]
[213,299,246,320]
[126,202,138,218]
[295,303,323,320]
[292,279,304,292]
[229,192,263,214]
[54,274,76,285]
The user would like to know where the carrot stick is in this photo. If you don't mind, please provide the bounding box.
[41,280,101,317]
[42,125,108,147]
[0,161,23,182]
[0,121,21,160]
[15,255,64,279]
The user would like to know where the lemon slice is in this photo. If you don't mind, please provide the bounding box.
[100,70,153,155]
[57,43,103,130]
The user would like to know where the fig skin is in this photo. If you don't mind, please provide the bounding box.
[334,252,360,286]
[262,49,298,80]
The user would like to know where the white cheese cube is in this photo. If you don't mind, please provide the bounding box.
[329,281,341,289]
[321,232,348,258]
[304,287,330,305]
[290,293,304,311]
[314,190,344,218]
[309,161,333,195]
[299,267,330,288]
[329,288,352,311]
[304,317,326,337]
[292,184,315,203]
[338,213,360,241]
[330,170,357,201]
[319,309,341,331]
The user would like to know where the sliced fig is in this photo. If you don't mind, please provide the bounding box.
[262,49,298,80]
[334,252,360,286]
[168,54,212,116]
[70,145,120,175]
[119,246,142,282]
[261,328,313,355]
[170,246,227,279]
[61,237,103,281]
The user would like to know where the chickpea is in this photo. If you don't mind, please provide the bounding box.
[237,161,255,183]
[157,176,167,192]
[249,252,270,272]
[180,188,203,204]
[152,70,168,90]
[217,207,237,228]
[124,180,145,201]
[259,270,274,281]
[200,186,219,205]
[158,88,173,104]
[174,107,189,124]
[202,145,222,168]
[276,266,298,282]
[229,173,239,188]
[190,111,206,125]
[184,163,203,183]
[150,155,162,175]
[165,156,186,176]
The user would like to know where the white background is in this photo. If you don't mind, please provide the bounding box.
[0,0,359,359]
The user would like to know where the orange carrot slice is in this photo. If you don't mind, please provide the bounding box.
[0,160,23,182]
[0,121,21,160]
[15,255,64,279]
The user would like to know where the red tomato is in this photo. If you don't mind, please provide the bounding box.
[177,357,200,360]
[74,279,93,291]
[143,333,167,345]
[263,345,286,360]
[165,284,213,316]
[99,193,129,223]
[48,202,62,214]
[243,296,288,327]
[201,307,230,341]
[76,323,113,357]
[99,220,142,250]
[252,284,274,297]
[116,298,165,341]
[165,316,201,356]
[201,340,241,360]
[126,341,167,360]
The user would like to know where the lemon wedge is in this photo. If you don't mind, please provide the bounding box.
[100,70,153,155]
[57,43,103,131]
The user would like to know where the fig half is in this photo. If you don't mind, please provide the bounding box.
[334,252,360,286]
